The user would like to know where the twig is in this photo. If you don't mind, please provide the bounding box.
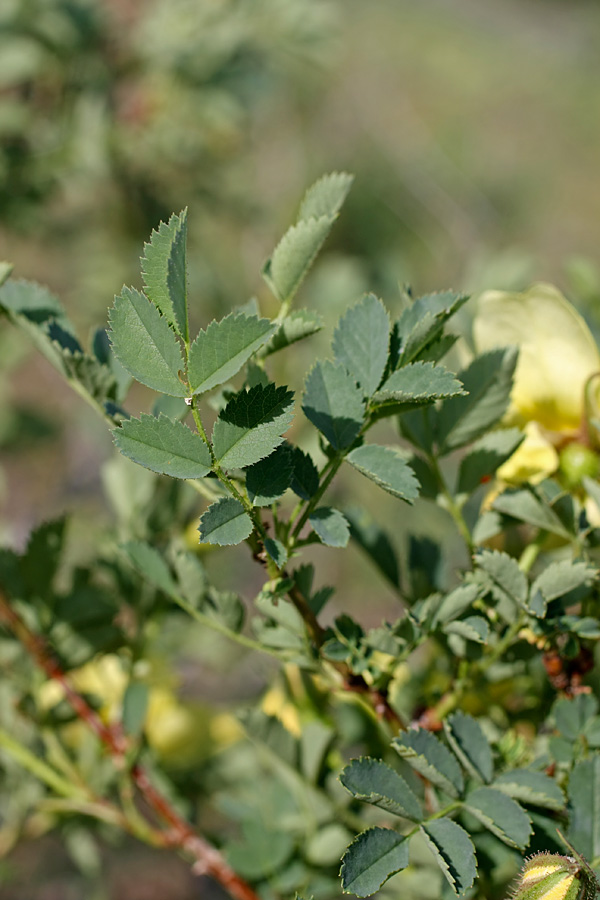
[0,587,261,900]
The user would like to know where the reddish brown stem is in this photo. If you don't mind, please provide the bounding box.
[0,588,261,900]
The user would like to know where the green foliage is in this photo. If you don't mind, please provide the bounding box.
[4,172,600,900]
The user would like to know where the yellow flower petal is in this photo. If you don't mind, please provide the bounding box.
[474,283,600,432]
[497,422,559,485]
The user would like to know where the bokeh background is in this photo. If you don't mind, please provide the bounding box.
[2,0,600,897]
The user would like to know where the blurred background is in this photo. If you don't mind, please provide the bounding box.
[2,0,600,896]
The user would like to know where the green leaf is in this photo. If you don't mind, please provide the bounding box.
[567,753,600,860]
[227,822,294,881]
[493,769,565,811]
[340,828,409,897]
[289,447,319,500]
[492,487,570,538]
[465,787,532,849]
[264,538,288,569]
[529,561,597,617]
[108,286,186,396]
[457,428,524,494]
[346,445,419,502]
[373,361,464,413]
[246,445,293,506]
[141,209,188,340]
[309,507,350,548]
[263,215,336,303]
[393,291,469,367]
[345,506,399,587]
[302,361,365,449]
[437,348,518,454]
[212,383,295,470]
[122,541,177,596]
[392,729,464,798]
[443,616,489,643]
[340,757,423,821]
[430,583,480,627]
[420,818,476,895]
[298,171,354,221]
[122,682,149,738]
[114,414,212,479]
[554,695,599,740]
[444,712,493,783]
[188,313,276,396]
[301,720,335,783]
[198,498,253,546]
[475,549,528,613]
[262,309,323,356]
[332,294,390,397]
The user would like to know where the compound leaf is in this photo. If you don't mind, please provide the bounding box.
[141,209,188,340]
[340,828,409,898]
[108,286,186,396]
[114,413,212,479]
[212,383,294,470]
[198,498,253,546]
[340,757,423,821]
[437,347,518,454]
[188,313,276,396]
[420,818,476,896]
[346,445,419,503]
[303,361,365,449]
[332,294,390,397]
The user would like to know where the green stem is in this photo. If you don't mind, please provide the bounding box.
[428,453,473,553]
[519,530,548,574]
[0,728,82,799]
[290,453,343,544]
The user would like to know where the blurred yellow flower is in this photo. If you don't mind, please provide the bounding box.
[474,283,600,484]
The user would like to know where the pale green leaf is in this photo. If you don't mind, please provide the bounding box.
[529,561,596,617]
[492,487,570,538]
[457,428,524,494]
[246,445,293,506]
[465,787,532,849]
[392,729,464,798]
[430,583,480,627]
[309,507,350,548]
[114,413,212,478]
[212,383,294,470]
[332,294,390,397]
[443,616,489,643]
[108,286,186,396]
[298,171,354,221]
[493,769,565,810]
[340,828,409,897]
[444,712,493,783]
[554,694,598,740]
[420,818,476,895]
[198,498,253,546]
[346,445,419,502]
[340,757,423,821]
[227,822,294,881]
[302,360,365,449]
[475,549,528,611]
[393,291,469,367]
[188,313,276,396]
[373,361,464,414]
[141,209,188,339]
[437,348,518,453]
[263,215,335,303]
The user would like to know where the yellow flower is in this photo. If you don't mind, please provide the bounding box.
[473,283,600,484]
[474,283,600,433]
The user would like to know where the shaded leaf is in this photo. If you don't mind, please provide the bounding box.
[114,414,212,478]
[303,361,365,449]
[346,445,419,502]
[345,506,399,587]
[340,757,423,821]
[333,294,390,397]
[264,538,288,569]
[289,447,319,500]
[309,507,350,548]
[188,313,276,396]
[122,541,177,596]
[457,428,524,494]
[444,712,493,783]
[340,828,409,898]
[198,498,253,546]
[246,445,293,506]
[213,383,295,470]
[437,348,518,453]
[108,286,186,396]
